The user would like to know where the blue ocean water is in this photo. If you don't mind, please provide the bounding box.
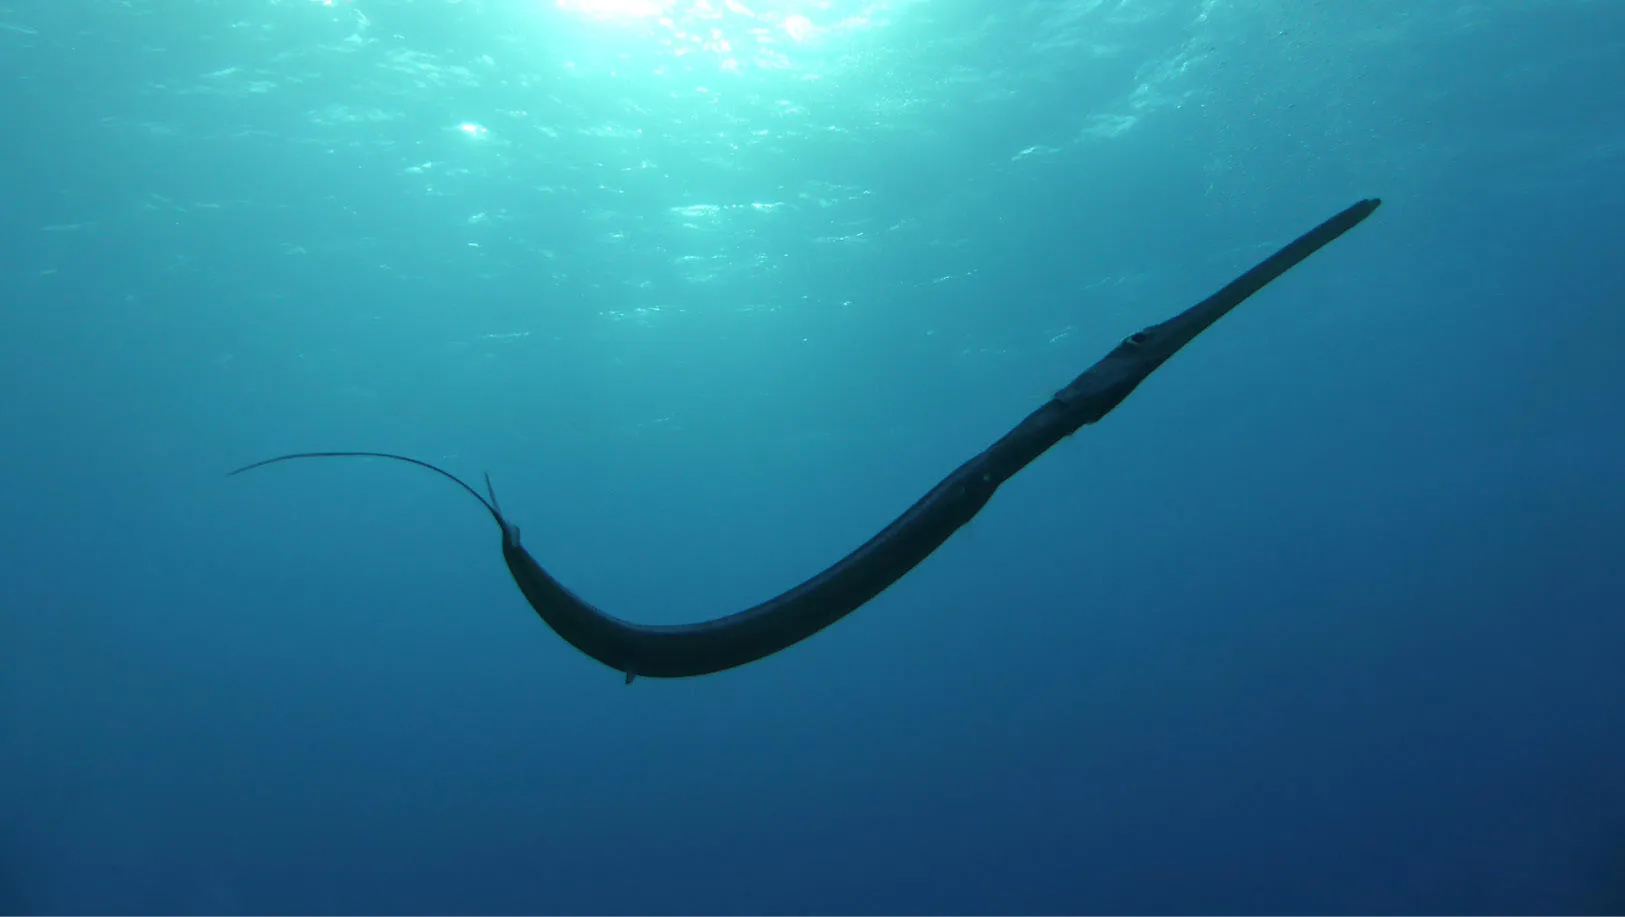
[2,0,1623,912]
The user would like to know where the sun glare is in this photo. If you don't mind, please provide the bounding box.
[549,0,878,74]
[781,13,811,41]
[555,0,671,20]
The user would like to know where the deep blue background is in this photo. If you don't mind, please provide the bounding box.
[3,0,1623,913]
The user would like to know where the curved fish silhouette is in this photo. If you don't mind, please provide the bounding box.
[233,198,1381,682]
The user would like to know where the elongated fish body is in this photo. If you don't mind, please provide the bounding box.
[232,198,1381,681]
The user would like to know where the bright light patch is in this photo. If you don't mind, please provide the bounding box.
[556,0,670,19]
[459,122,489,138]
[781,14,811,41]
[548,0,879,72]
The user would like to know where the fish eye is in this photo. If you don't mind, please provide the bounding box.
[1125,331,1149,346]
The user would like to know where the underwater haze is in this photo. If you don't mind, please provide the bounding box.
[2,0,1623,913]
